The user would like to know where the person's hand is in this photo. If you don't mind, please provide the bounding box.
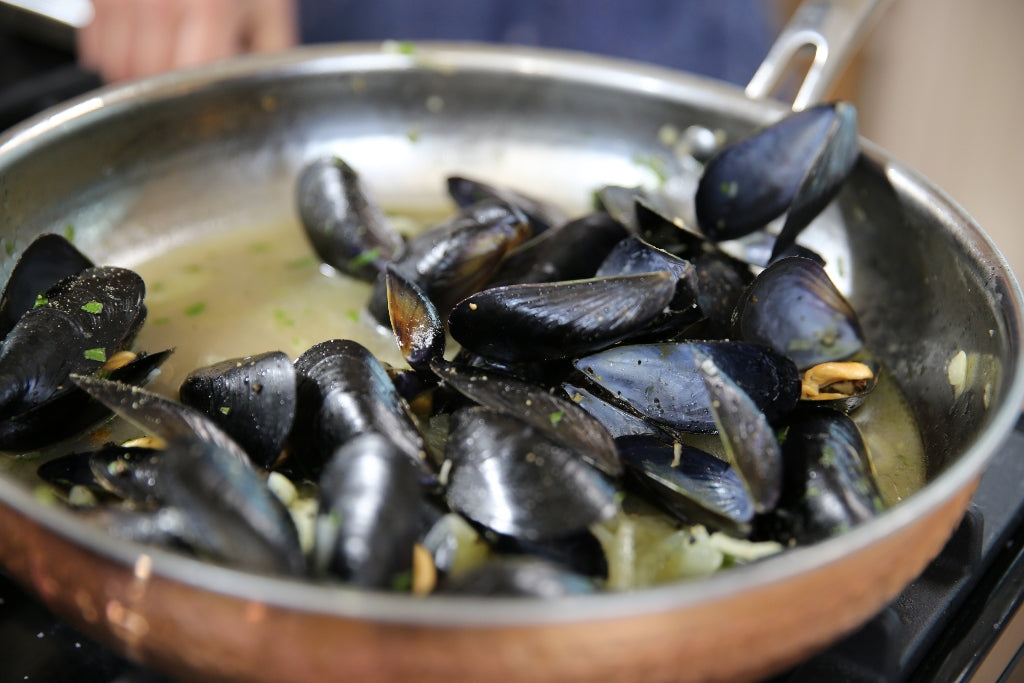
[78,0,298,83]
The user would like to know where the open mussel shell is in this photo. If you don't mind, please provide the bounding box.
[386,265,445,373]
[0,232,92,339]
[766,408,886,545]
[0,266,146,417]
[292,339,431,482]
[432,360,622,476]
[0,348,171,452]
[770,102,860,262]
[799,355,881,413]
[616,434,755,537]
[693,347,782,513]
[296,156,402,281]
[447,175,568,236]
[444,407,618,541]
[0,266,157,451]
[367,198,532,325]
[153,437,306,576]
[732,256,865,369]
[574,340,800,434]
[486,212,629,287]
[438,557,596,597]
[71,374,251,464]
[448,271,677,363]
[314,433,426,589]
[179,351,297,469]
[562,382,665,440]
[695,102,858,242]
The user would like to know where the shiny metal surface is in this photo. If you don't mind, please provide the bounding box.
[0,43,1021,681]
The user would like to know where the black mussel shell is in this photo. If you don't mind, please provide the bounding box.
[72,374,250,464]
[296,156,403,281]
[37,450,109,497]
[0,233,92,339]
[696,102,858,242]
[693,347,782,513]
[562,382,664,440]
[88,444,165,506]
[447,175,567,235]
[445,408,618,541]
[179,351,297,470]
[438,557,596,597]
[770,103,859,261]
[574,341,800,434]
[447,271,677,363]
[386,265,445,373]
[367,199,531,325]
[486,212,629,287]
[0,267,146,418]
[1,349,171,452]
[633,198,705,257]
[616,434,755,536]
[769,408,885,544]
[154,437,305,575]
[733,256,864,369]
[692,249,755,334]
[291,339,431,482]
[315,433,425,589]
[432,360,621,476]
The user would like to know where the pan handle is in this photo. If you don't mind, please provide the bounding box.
[745,0,893,110]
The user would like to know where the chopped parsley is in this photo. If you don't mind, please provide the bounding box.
[33,294,48,308]
[63,224,75,242]
[84,347,107,362]
[273,309,295,327]
[219,406,231,415]
[347,248,381,270]
[548,410,565,427]
[286,256,316,270]
[185,302,206,316]
[81,301,104,314]
[345,309,360,323]
[3,240,14,256]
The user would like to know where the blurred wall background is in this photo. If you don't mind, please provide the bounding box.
[852,0,1024,280]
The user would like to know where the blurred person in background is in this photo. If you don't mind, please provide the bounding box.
[78,0,778,86]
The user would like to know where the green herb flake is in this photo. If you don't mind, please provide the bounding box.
[219,406,231,415]
[548,410,565,427]
[3,240,14,256]
[150,281,165,293]
[396,41,417,55]
[81,301,104,314]
[183,263,203,274]
[33,294,49,308]
[248,241,272,254]
[347,248,381,270]
[406,127,421,143]
[84,347,107,362]
[345,309,360,323]
[185,302,206,317]
[152,316,170,325]
[274,309,295,327]
[63,224,75,242]
[286,256,316,270]
[391,570,413,592]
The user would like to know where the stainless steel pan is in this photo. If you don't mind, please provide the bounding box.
[0,2,1022,681]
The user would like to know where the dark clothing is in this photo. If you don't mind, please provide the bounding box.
[299,1,779,86]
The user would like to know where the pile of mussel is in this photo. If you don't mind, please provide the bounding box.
[4,101,893,596]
